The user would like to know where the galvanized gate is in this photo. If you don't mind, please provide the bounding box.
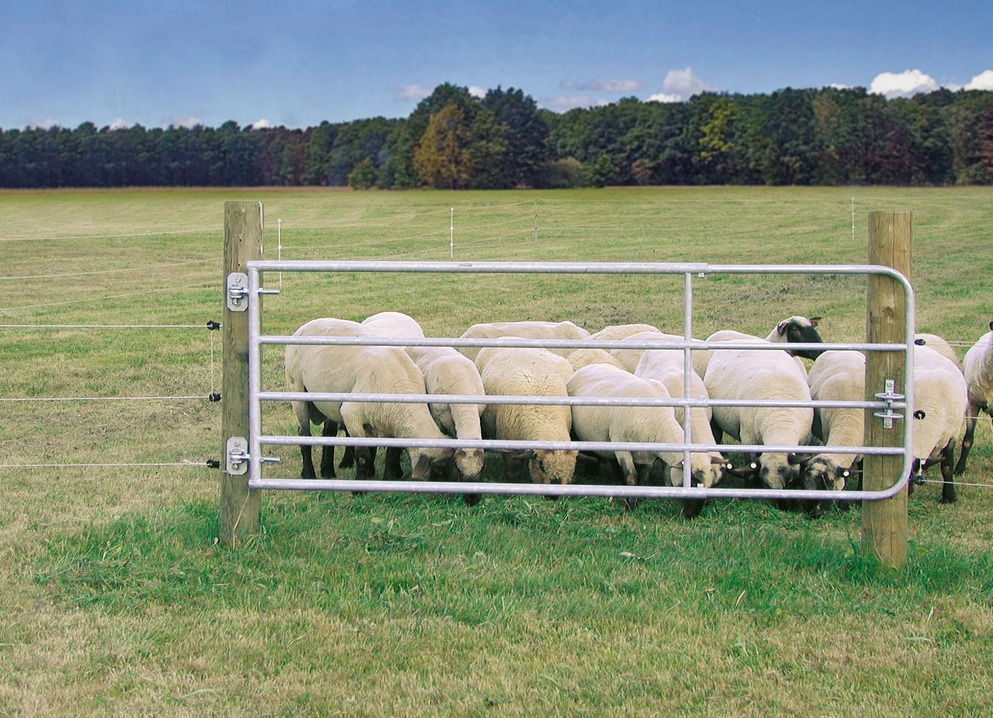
[228,259,914,504]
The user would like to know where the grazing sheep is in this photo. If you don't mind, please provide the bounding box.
[569,364,719,517]
[407,345,487,499]
[566,347,629,373]
[956,321,993,475]
[915,333,960,369]
[285,317,453,481]
[458,320,590,362]
[359,311,486,491]
[361,310,425,347]
[478,348,578,487]
[911,345,968,503]
[588,323,663,341]
[608,331,683,372]
[806,350,866,514]
[634,347,726,492]
[704,339,815,495]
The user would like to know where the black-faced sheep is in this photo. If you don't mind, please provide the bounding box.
[284,317,453,481]
[956,321,993,476]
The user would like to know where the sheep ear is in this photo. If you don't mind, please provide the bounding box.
[787,453,809,467]
[411,453,433,480]
[809,317,822,327]
[776,319,790,336]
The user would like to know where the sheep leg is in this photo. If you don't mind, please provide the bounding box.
[384,447,405,480]
[940,441,957,504]
[615,452,640,511]
[954,405,979,476]
[318,420,338,479]
[298,423,317,480]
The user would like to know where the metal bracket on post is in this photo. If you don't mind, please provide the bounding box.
[874,379,905,429]
[226,436,249,475]
[226,272,250,311]
[227,272,279,312]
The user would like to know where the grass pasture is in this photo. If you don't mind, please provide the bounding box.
[2,186,993,716]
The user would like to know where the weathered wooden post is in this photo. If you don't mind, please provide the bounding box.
[863,211,912,569]
[220,201,264,543]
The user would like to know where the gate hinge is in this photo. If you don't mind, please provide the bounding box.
[874,379,905,429]
[226,273,250,312]
[226,437,250,475]
[226,272,280,312]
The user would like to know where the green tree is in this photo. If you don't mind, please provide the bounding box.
[348,156,378,189]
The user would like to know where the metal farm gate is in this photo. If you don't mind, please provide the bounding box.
[225,259,916,506]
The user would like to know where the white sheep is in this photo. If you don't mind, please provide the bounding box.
[805,350,866,513]
[608,331,684,372]
[704,339,815,494]
[477,348,578,486]
[284,317,453,481]
[566,347,629,373]
[359,311,486,490]
[911,345,968,503]
[956,321,993,475]
[633,347,726,490]
[588,323,663,341]
[407,345,487,497]
[458,320,590,362]
[915,333,960,369]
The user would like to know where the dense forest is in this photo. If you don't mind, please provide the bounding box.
[3,83,993,189]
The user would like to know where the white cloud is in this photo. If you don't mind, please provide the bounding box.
[540,95,612,112]
[162,116,204,129]
[562,79,645,93]
[250,119,273,129]
[648,67,720,103]
[395,84,434,102]
[468,86,487,99]
[108,118,135,130]
[31,118,61,130]
[966,69,993,91]
[869,69,939,99]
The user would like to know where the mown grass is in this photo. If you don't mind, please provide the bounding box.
[2,186,993,716]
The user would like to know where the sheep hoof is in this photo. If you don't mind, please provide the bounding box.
[622,497,639,511]
[462,493,481,507]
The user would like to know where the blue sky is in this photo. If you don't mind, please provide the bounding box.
[3,0,991,131]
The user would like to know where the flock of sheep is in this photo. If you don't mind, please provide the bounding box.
[284,312,993,519]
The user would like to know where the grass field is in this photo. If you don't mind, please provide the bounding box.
[2,186,993,716]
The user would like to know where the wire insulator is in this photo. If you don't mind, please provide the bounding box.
[208,393,221,402]
[206,320,221,331]
[206,459,221,469]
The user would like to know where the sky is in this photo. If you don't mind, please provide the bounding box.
[2,0,992,131]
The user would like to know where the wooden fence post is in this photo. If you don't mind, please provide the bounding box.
[862,211,912,570]
[220,201,263,543]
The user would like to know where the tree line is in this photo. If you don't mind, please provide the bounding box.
[2,83,993,189]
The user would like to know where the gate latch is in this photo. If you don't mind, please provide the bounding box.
[874,379,905,429]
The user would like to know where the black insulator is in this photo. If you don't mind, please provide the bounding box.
[206,320,221,330]
[208,393,222,402]
[206,459,221,469]
[914,410,926,420]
